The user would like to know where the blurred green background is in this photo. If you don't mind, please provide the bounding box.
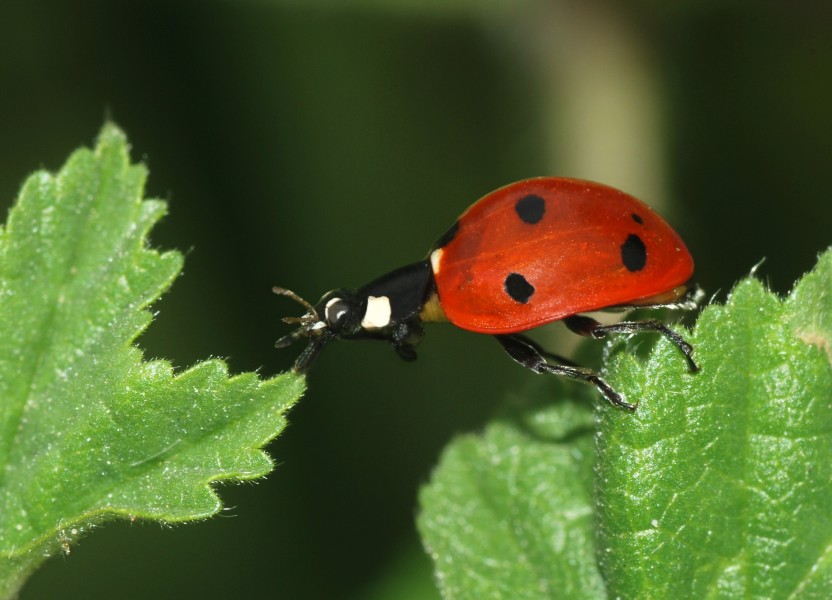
[1,1,830,598]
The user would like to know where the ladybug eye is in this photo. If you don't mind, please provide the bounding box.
[325,297,350,329]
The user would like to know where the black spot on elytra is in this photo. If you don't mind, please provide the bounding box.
[621,234,647,272]
[504,273,535,303]
[631,213,644,225]
[515,195,545,224]
[434,220,460,249]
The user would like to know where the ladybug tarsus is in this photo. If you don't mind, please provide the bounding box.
[495,334,636,410]
[563,315,699,373]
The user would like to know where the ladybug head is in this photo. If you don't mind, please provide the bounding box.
[273,286,367,372]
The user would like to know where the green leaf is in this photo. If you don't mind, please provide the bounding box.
[0,125,304,597]
[419,249,832,599]
[418,389,607,599]
[597,249,832,598]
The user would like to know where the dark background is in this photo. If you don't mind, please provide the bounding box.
[1,1,830,598]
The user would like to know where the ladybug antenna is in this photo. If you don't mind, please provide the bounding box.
[273,286,321,349]
[273,286,317,314]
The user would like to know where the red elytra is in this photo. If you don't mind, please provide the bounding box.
[429,177,694,333]
[275,177,699,410]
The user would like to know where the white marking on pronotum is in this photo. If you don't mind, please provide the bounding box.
[361,295,392,330]
[430,248,444,275]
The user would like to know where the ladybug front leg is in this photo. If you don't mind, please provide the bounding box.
[563,315,698,372]
[494,334,635,410]
[390,320,423,362]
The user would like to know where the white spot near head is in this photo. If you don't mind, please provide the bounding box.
[325,297,347,325]
[430,248,444,275]
[361,295,392,330]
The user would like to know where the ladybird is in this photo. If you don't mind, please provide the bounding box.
[275,177,700,409]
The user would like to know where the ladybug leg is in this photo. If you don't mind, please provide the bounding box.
[390,321,423,362]
[564,315,699,372]
[495,334,635,410]
[503,333,580,367]
[394,344,418,361]
[292,337,331,374]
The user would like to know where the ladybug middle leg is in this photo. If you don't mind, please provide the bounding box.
[495,334,635,410]
[564,315,699,372]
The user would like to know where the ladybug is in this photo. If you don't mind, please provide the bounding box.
[275,177,700,409]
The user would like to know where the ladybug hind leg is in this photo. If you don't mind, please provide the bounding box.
[563,315,698,372]
[495,334,635,410]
